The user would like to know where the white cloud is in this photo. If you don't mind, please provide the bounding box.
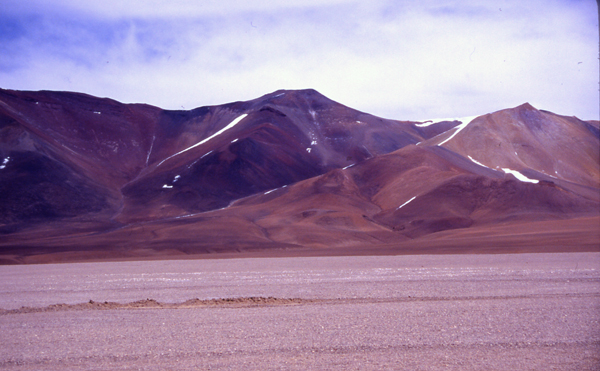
[1,0,597,120]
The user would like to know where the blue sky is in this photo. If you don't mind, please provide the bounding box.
[1,0,598,121]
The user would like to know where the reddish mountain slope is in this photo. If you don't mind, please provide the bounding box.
[0,89,597,263]
[0,88,436,229]
[116,89,431,222]
[433,103,599,188]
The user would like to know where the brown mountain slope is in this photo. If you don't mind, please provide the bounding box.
[115,89,430,222]
[5,142,594,260]
[0,88,440,231]
[0,89,598,263]
[432,103,599,188]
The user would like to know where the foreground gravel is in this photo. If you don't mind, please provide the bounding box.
[1,253,599,370]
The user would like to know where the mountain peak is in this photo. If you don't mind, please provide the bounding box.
[514,102,537,112]
[259,88,326,101]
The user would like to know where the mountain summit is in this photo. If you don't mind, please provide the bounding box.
[0,88,597,263]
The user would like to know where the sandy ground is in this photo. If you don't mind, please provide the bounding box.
[0,253,599,370]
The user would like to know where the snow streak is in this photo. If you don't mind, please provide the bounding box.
[437,118,475,146]
[0,157,9,170]
[146,135,155,166]
[156,114,248,167]
[415,115,478,128]
[501,168,539,184]
[467,155,489,168]
[396,196,416,210]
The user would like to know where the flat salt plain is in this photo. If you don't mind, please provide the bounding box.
[1,253,599,370]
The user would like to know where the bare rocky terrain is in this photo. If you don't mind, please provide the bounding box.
[1,253,598,370]
[0,88,598,262]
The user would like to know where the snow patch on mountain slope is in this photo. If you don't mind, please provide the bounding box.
[157,114,248,167]
[502,168,539,183]
[437,117,477,146]
[0,157,9,170]
[146,135,155,166]
[468,155,490,168]
[415,115,478,128]
[396,196,417,210]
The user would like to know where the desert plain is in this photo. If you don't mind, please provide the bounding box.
[1,252,598,370]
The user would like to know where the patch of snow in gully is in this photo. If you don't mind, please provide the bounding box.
[157,114,248,167]
[94,111,101,115]
[146,135,155,166]
[162,184,173,189]
[188,150,214,169]
[415,115,478,128]
[306,148,311,153]
[467,155,490,168]
[173,175,181,182]
[272,93,285,98]
[396,196,417,210]
[343,163,356,170]
[437,117,477,146]
[231,138,239,143]
[0,156,9,170]
[501,168,539,183]
[264,184,287,195]
[415,121,436,127]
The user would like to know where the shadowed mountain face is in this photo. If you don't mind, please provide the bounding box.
[0,88,598,263]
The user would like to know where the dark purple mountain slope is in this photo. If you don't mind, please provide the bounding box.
[0,88,437,230]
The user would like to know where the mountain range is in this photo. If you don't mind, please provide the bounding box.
[0,88,598,263]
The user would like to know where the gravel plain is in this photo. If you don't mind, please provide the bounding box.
[1,253,599,370]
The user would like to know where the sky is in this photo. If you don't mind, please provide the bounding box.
[1,0,598,121]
